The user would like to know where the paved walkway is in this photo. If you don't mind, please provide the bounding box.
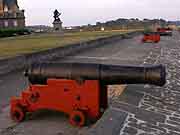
[112,31,180,135]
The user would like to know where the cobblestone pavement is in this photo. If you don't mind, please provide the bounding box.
[112,31,180,135]
[0,32,180,135]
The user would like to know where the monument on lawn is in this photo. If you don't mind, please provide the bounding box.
[53,9,63,31]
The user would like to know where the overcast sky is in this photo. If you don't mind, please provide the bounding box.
[18,0,180,26]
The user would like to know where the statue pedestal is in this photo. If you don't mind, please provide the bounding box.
[53,20,63,32]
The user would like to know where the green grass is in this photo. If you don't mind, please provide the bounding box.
[0,30,132,58]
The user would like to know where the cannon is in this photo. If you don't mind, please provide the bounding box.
[157,27,173,36]
[10,63,166,127]
[142,32,161,43]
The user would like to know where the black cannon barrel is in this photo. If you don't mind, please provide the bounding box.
[25,63,166,86]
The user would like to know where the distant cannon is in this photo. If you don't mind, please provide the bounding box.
[157,27,173,36]
[142,32,160,43]
[11,62,166,126]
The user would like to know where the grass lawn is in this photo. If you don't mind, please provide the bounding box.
[0,30,134,58]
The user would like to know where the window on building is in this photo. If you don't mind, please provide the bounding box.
[13,20,18,27]
[4,6,8,12]
[4,21,8,27]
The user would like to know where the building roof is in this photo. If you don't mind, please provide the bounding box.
[3,0,19,8]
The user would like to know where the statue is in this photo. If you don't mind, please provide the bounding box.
[53,9,63,31]
[53,9,61,22]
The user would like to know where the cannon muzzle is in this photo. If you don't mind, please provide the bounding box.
[25,63,166,86]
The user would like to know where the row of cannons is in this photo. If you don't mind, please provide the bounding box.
[10,62,166,126]
[142,27,173,43]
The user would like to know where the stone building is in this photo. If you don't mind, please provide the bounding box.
[0,0,25,29]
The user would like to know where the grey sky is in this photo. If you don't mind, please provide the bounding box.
[18,0,180,26]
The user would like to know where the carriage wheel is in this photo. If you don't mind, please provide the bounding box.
[11,107,25,122]
[69,110,86,127]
